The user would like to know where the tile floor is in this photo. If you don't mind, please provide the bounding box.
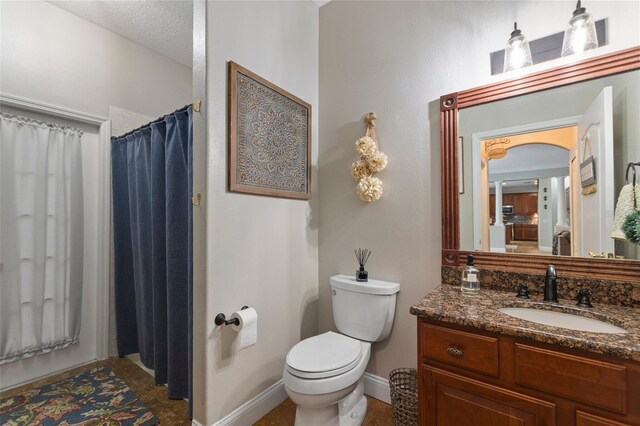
[254,396,393,425]
[2,358,394,425]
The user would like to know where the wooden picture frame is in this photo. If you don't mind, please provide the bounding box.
[228,61,312,200]
[440,46,640,282]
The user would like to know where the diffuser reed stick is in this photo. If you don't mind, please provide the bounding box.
[354,248,371,282]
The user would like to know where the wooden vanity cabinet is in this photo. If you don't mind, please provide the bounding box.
[418,320,640,426]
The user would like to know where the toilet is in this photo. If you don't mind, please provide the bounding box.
[283,275,400,426]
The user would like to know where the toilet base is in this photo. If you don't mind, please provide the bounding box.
[292,379,367,426]
[339,380,367,426]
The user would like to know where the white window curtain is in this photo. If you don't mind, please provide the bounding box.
[0,113,84,364]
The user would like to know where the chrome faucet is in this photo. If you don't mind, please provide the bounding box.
[543,265,558,302]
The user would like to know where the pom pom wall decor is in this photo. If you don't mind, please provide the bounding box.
[351,160,371,181]
[352,112,388,202]
[357,176,383,202]
[355,136,377,157]
[367,152,388,173]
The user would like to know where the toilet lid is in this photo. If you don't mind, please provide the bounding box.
[286,332,362,379]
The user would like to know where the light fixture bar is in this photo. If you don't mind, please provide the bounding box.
[490,19,607,75]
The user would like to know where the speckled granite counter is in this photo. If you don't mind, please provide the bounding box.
[410,285,640,362]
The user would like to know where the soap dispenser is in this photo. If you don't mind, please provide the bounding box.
[461,254,480,294]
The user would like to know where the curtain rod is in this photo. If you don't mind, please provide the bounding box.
[112,103,191,140]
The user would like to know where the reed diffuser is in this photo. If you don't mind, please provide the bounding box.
[354,248,371,282]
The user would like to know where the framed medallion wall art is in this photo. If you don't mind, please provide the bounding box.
[228,61,312,200]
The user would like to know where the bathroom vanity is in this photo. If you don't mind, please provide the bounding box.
[411,286,640,425]
[424,46,640,425]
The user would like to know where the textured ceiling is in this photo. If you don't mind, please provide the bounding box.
[490,144,570,174]
[48,0,193,68]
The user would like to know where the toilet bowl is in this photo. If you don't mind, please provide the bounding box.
[283,332,371,426]
[283,275,399,426]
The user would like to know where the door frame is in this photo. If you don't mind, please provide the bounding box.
[471,115,581,252]
[0,92,112,361]
[191,0,208,423]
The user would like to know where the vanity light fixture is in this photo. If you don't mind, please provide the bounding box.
[561,0,599,57]
[503,22,533,72]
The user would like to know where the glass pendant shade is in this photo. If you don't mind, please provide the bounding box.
[503,22,533,72]
[561,1,598,57]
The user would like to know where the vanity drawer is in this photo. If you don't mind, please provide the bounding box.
[514,344,627,414]
[422,323,499,377]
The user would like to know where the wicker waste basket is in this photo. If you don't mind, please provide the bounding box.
[389,368,418,426]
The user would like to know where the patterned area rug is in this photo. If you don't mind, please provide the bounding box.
[0,366,159,426]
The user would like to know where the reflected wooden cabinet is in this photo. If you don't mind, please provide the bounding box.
[503,193,514,207]
[513,193,538,215]
[522,193,539,215]
[418,320,639,426]
[505,224,513,244]
[514,224,538,241]
[523,224,538,240]
[489,193,538,219]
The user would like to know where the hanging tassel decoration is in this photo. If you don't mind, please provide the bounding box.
[352,112,388,203]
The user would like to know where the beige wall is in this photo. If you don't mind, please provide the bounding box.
[0,0,192,118]
[318,0,640,381]
[205,1,319,423]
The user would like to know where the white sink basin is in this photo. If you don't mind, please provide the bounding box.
[498,307,627,334]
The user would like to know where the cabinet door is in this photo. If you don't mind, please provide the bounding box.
[423,366,556,426]
[511,194,523,214]
[523,226,538,241]
[505,225,513,244]
[503,194,514,207]
[526,194,538,215]
[576,411,630,426]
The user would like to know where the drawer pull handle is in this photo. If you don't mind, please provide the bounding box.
[447,346,464,358]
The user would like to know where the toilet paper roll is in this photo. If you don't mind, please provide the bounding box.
[230,307,257,350]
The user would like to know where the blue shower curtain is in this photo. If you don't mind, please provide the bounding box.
[111,107,192,411]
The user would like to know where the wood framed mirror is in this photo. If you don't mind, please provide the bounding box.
[440,46,640,282]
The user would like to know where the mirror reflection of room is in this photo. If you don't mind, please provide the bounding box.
[486,138,571,256]
[459,69,639,261]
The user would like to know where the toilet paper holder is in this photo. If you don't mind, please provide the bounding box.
[215,306,249,326]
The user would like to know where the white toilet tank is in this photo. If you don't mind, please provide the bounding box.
[330,275,400,342]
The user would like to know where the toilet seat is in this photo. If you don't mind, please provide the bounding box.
[286,332,362,379]
[283,339,371,396]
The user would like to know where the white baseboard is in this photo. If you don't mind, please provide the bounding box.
[192,420,204,426]
[200,373,390,426]
[363,372,391,404]
[212,379,287,426]
[0,359,98,392]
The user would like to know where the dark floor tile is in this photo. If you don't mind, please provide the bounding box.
[254,396,393,425]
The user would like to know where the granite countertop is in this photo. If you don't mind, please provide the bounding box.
[410,285,640,362]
